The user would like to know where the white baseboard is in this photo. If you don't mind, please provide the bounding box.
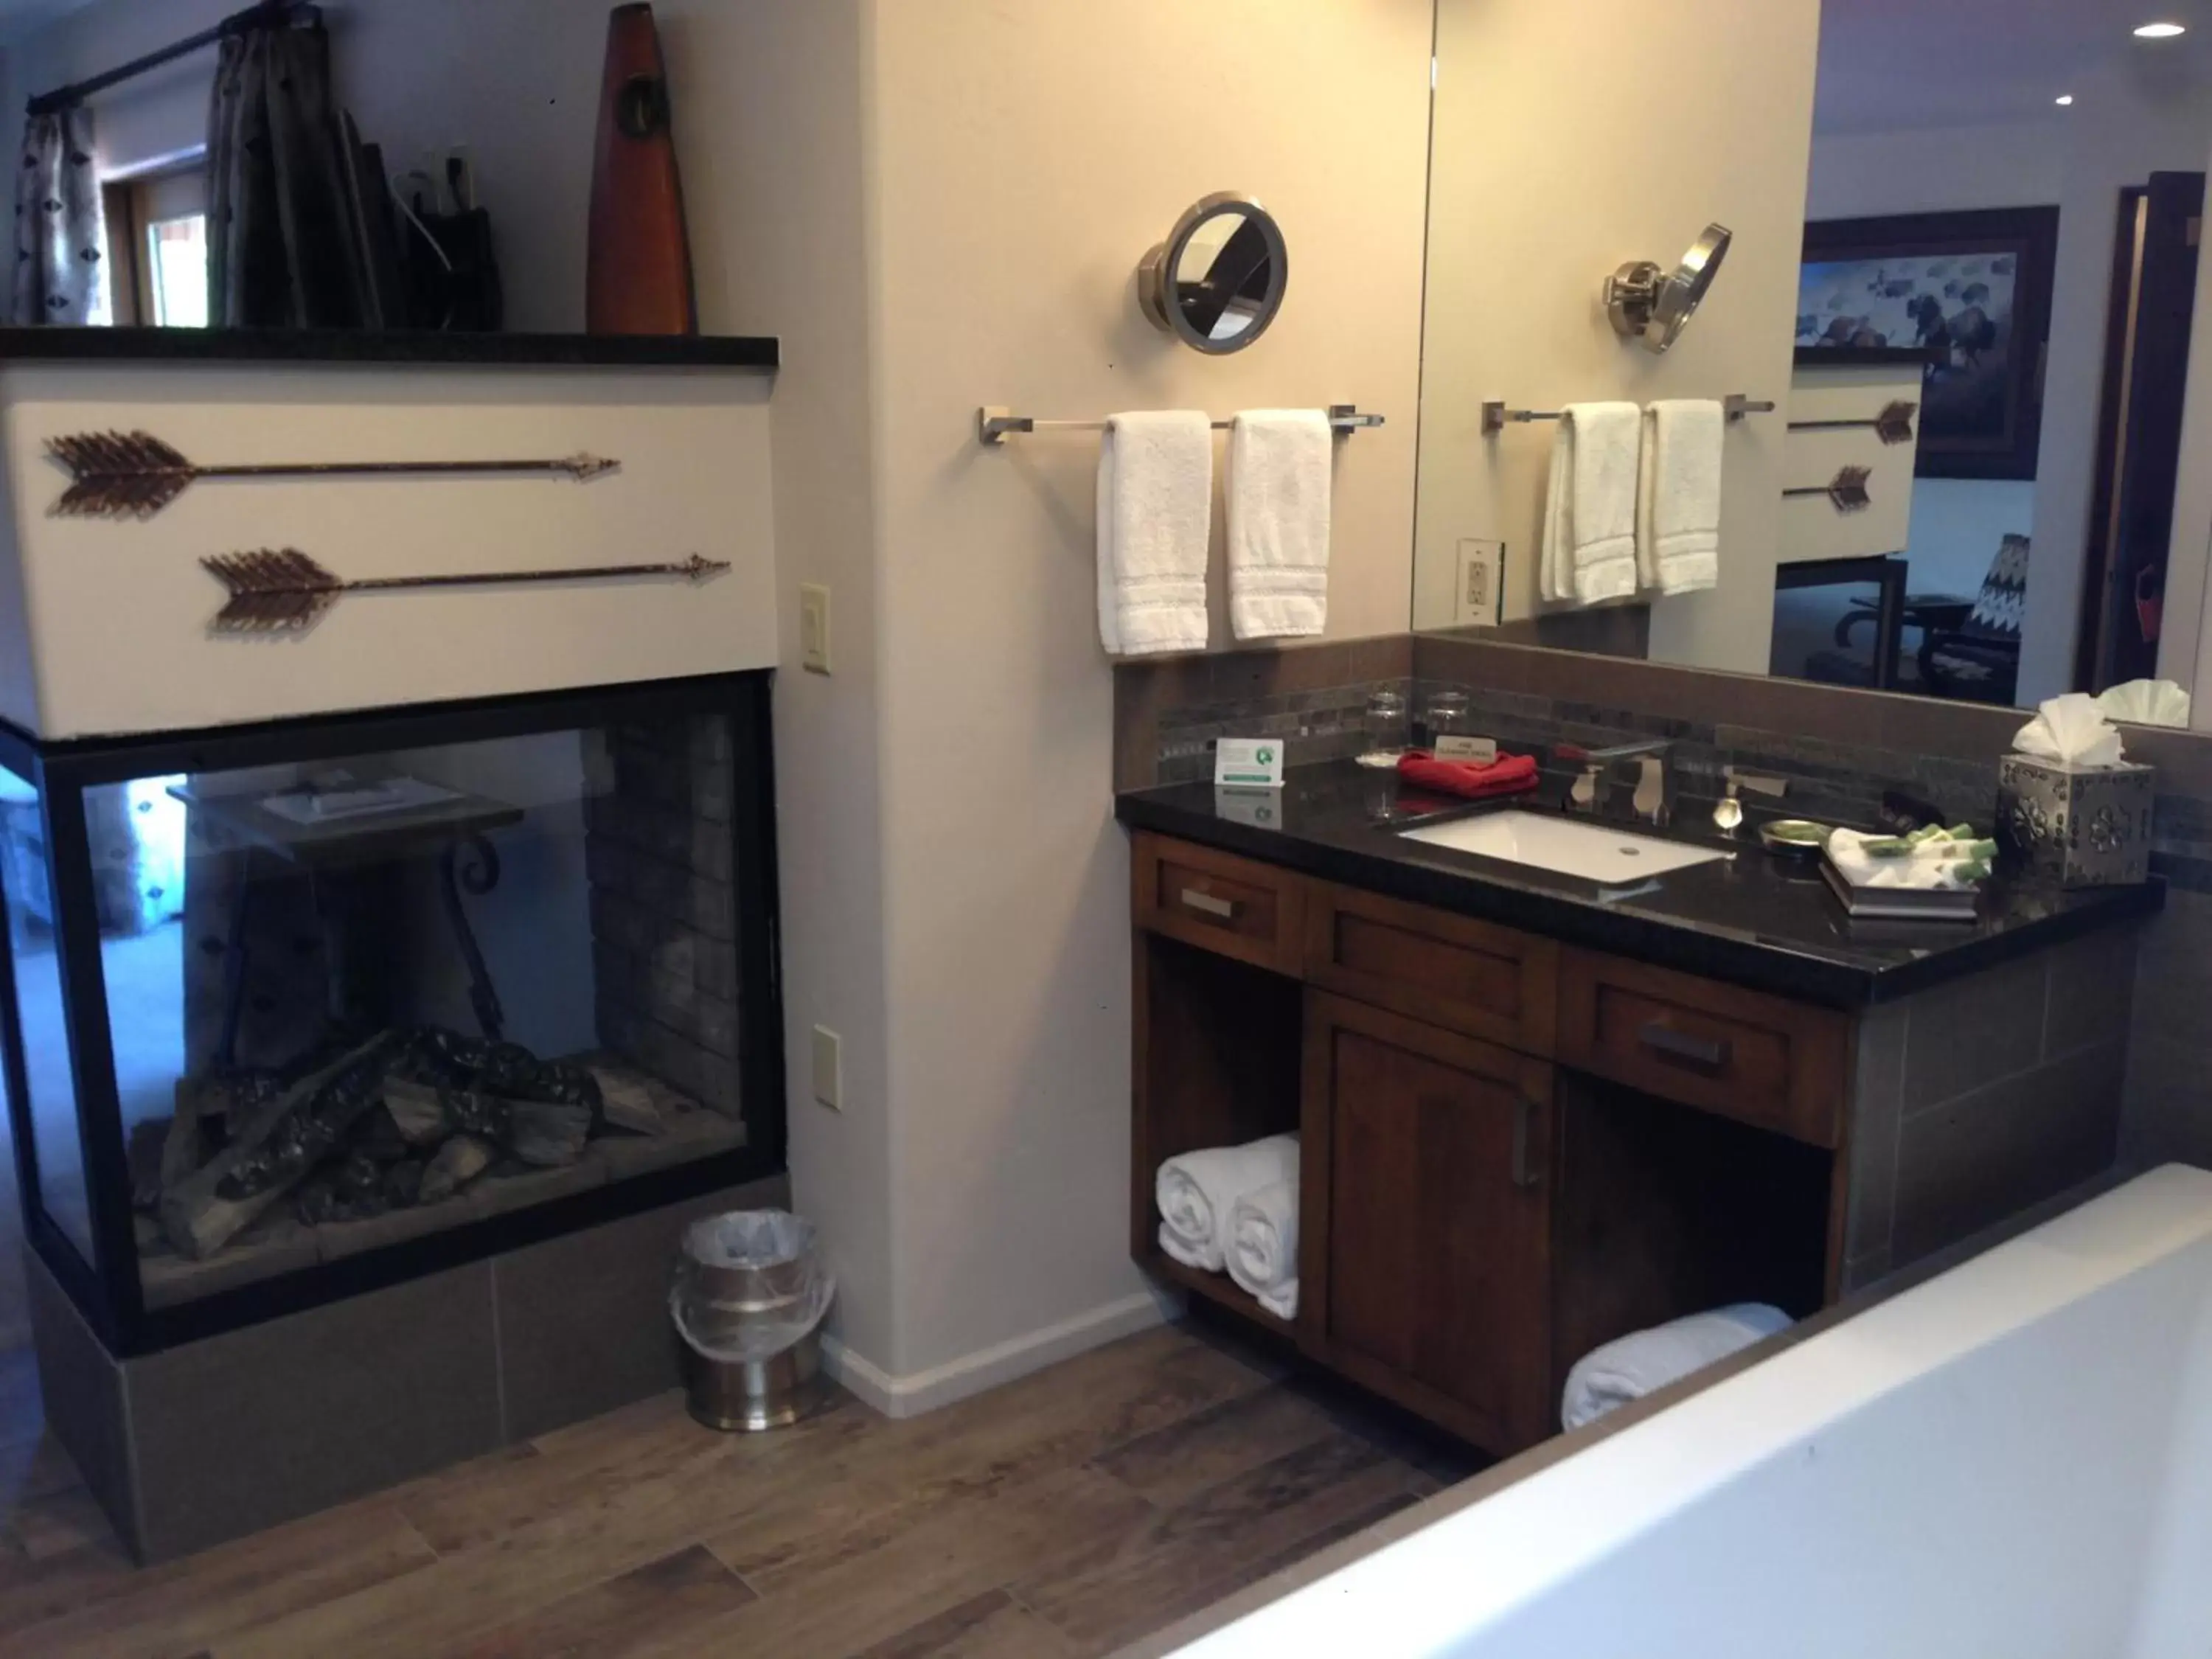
[821,1286,1180,1419]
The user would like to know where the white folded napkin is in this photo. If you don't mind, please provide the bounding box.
[1827,826,1994,891]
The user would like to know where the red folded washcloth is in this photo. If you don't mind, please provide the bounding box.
[1396,749,1540,799]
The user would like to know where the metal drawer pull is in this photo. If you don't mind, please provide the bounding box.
[1638,1020,1731,1072]
[1512,1098,1542,1189]
[1179,888,1239,920]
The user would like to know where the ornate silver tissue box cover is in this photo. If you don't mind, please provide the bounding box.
[1997,755,2154,888]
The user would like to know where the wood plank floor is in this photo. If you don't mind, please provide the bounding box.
[0,1317,1480,1658]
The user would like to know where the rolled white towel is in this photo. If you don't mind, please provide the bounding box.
[1155,1135,1298,1273]
[1225,1178,1298,1320]
[1561,1302,1792,1430]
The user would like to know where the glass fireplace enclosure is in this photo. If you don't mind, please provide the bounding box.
[0,672,783,1354]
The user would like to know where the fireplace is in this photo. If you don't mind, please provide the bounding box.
[0,670,785,1354]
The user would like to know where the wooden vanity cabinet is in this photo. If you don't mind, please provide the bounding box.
[1301,992,1556,1450]
[1130,832,1847,1458]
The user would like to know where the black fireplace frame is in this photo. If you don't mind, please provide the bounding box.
[0,670,786,1357]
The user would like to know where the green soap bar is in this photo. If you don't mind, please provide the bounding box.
[1860,838,1916,857]
[1948,824,1978,840]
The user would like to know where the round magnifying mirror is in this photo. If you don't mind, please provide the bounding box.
[1604,223,1733,355]
[1138,192,1290,354]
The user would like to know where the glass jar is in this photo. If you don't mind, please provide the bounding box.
[1358,689,1407,767]
[1420,692,1470,750]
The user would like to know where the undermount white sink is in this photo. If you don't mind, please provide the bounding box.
[1398,810,1731,886]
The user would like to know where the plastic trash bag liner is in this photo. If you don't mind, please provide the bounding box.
[670,1208,836,1363]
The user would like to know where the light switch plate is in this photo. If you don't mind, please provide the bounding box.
[799,583,832,674]
[810,1024,842,1110]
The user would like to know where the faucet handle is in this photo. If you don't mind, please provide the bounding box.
[1724,767,1788,798]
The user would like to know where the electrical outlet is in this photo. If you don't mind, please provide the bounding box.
[810,1025,842,1110]
[799,583,832,674]
[1458,538,1504,627]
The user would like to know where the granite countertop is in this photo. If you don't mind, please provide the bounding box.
[1115,759,2164,1007]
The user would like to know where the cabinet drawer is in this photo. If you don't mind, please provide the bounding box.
[1133,832,1306,973]
[1304,882,1556,1054]
[1557,949,1847,1147]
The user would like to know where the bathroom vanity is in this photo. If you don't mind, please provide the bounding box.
[1119,762,2162,1458]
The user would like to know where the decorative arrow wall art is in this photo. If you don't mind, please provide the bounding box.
[1783,465,1873,513]
[1785,400,1919,445]
[47,431,619,519]
[201,549,726,634]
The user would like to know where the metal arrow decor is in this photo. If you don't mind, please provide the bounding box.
[1784,465,1873,513]
[201,549,726,634]
[47,431,619,520]
[1785,400,1919,445]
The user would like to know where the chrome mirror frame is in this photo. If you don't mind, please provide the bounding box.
[1137,191,1291,355]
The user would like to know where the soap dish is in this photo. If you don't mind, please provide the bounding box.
[1757,819,1833,862]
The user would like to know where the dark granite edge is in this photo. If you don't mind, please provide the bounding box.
[1115,790,2165,1008]
[1116,1165,2131,1659]
[0,326,779,371]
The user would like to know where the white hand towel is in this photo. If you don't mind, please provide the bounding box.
[1098,411,1212,656]
[1560,1302,1791,1430]
[1154,1134,1298,1273]
[1636,399,1724,595]
[1227,409,1333,641]
[1540,402,1641,606]
[1225,1177,1298,1321]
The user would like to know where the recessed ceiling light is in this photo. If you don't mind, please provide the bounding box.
[2056,93,2076,104]
[2135,21,2188,37]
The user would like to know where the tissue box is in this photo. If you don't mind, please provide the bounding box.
[1996,755,2154,887]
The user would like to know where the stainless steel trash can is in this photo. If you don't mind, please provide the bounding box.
[672,1209,833,1431]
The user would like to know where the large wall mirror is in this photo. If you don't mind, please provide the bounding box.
[0,0,681,338]
[1414,0,2212,731]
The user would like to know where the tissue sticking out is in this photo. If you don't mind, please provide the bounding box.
[2013,693,2126,769]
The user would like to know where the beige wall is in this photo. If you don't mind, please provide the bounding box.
[675,0,901,1373]
[865,0,1432,1385]
[700,0,1430,1395]
[1413,0,1820,676]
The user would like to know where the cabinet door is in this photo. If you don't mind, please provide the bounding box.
[1301,990,1554,1453]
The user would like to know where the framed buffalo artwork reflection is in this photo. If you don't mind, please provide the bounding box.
[1795,206,2060,481]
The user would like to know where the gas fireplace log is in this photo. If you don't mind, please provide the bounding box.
[383,1077,591,1167]
[160,1034,400,1261]
[418,1135,495,1205]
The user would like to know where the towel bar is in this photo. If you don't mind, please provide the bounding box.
[1480,393,1775,437]
[976,403,1384,446]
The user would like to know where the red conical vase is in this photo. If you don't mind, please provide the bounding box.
[585,3,696,335]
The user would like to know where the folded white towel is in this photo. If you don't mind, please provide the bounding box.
[1637,399,1724,595]
[1227,410,1333,641]
[1561,1302,1792,1430]
[1225,1177,1298,1319]
[1098,411,1212,656]
[1540,401,1641,606]
[1155,1135,1298,1273]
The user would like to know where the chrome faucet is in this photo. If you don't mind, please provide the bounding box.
[1555,739,1672,822]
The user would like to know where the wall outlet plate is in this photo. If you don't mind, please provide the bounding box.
[799,583,832,674]
[1458,538,1504,627]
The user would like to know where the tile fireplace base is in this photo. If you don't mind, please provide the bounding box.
[28,1168,787,1562]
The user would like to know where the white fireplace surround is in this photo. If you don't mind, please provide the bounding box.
[0,355,778,740]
